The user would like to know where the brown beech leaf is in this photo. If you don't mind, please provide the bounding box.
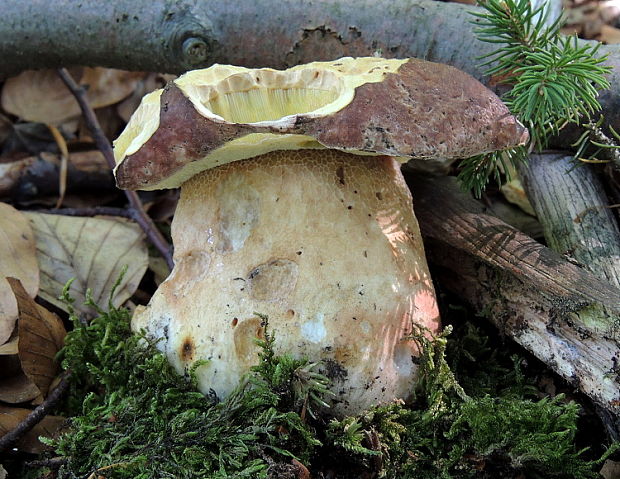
[601,459,620,479]
[0,113,11,145]
[7,278,66,396]
[0,369,40,404]
[0,355,40,404]
[599,24,620,44]
[148,255,170,287]
[0,203,40,345]
[0,337,18,355]
[501,178,536,216]
[26,213,148,316]
[117,72,177,122]
[0,405,66,454]
[1,68,145,126]
[0,151,113,200]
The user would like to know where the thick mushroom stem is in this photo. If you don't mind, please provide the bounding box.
[133,148,440,415]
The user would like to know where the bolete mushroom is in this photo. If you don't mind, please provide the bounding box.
[114,57,526,415]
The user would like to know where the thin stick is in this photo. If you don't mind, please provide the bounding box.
[26,457,67,469]
[48,125,69,209]
[36,206,133,219]
[56,68,174,271]
[0,371,72,453]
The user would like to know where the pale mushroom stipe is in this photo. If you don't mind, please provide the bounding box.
[113,57,527,415]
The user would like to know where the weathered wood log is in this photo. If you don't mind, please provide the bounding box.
[408,174,620,436]
[519,153,620,288]
[485,196,543,240]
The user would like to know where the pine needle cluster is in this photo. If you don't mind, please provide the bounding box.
[458,0,611,195]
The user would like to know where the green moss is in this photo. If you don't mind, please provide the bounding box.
[324,324,618,479]
[446,321,537,399]
[48,295,321,478]
[30,294,616,479]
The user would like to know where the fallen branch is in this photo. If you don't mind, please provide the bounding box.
[408,175,620,437]
[519,153,620,288]
[57,68,174,271]
[2,0,620,140]
[25,457,67,469]
[0,370,71,453]
[0,151,114,201]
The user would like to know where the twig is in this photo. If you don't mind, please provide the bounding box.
[56,68,174,271]
[48,125,69,209]
[26,457,67,469]
[574,203,620,224]
[0,370,72,453]
[35,206,133,219]
[575,117,620,171]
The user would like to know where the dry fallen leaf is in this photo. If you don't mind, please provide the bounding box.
[7,278,66,396]
[1,122,57,160]
[1,68,145,126]
[148,255,170,286]
[601,459,620,479]
[0,151,113,200]
[0,113,11,145]
[0,203,40,345]
[117,72,176,122]
[26,213,148,316]
[501,178,536,216]
[78,105,125,144]
[0,337,18,356]
[0,406,66,454]
[599,24,620,44]
[0,355,40,404]
[0,463,6,479]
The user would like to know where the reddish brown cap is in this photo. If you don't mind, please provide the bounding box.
[114,57,527,190]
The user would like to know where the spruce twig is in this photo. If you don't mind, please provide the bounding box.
[573,115,620,170]
[459,0,611,195]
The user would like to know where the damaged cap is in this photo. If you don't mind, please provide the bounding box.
[113,57,527,190]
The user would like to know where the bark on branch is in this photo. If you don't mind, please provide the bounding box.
[4,0,620,135]
[5,0,620,133]
[408,174,620,436]
[0,0,520,77]
[519,153,620,288]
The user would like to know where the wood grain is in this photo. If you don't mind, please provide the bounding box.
[409,175,620,436]
[519,153,620,288]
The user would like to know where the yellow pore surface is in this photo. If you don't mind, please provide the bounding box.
[175,57,407,123]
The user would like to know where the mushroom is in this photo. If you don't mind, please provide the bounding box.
[114,57,527,415]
